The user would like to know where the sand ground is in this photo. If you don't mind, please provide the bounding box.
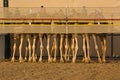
[0,60,120,80]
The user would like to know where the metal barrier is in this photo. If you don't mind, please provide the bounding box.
[0,7,120,33]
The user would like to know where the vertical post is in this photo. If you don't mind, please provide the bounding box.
[111,33,113,57]
[66,6,68,33]
[111,13,114,57]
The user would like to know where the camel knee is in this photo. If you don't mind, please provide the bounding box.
[71,46,74,51]
[13,44,16,50]
[40,44,43,49]
[83,45,86,51]
[28,44,31,50]
[60,45,63,51]
[87,45,90,51]
[75,45,78,51]
[65,42,68,49]
[32,44,35,49]
[95,45,99,51]
[47,45,50,51]
[19,44,22,51]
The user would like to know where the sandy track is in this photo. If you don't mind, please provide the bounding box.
[0,60,120,80]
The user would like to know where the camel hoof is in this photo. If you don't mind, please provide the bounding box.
[82,58,85,62]
[72,60,76,63]
[19,60,23,63]
[11,58,15,62]
[32,59,36,62]
[53,58,57,62]
[19,59,24,63]
[11,60,14,62]
[67,58,70,61]
[19,57,23,63]
[60,59,64,63]
[48,58,52,63]
[102,60,106,63]
[64,56,67,61]
[39,59,43,63]
[24,58,27,62]
[84,58,89,63]
[98,58,102,63]
[72,57,76,63]
[87,58,91,62]
[28,57,32,62]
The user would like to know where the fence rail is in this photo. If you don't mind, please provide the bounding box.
[0,7,120,33]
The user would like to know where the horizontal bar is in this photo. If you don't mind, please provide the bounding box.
[0,25,119,33]
[0,18,120,21]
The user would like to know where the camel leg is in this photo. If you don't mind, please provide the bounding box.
[39,34,43,62]
[26,34,32,62]
[47,34,52,63]
[51,35,54,61]
[67,47,71,61]
[11,42,16,62]
[59,34,64,62]
[64,34,69,61]
[86,34,91,62]
[32,35,37,62]
[101,36,107,63]
[72,34,78,63]
[19,34,24,63]
[51,44,54,59]
[92,34,102,63]
[71,34,75,63]
[11,35,17,62]
[24,46,28,61]
[82,34,88,62]
[53,34,57,62]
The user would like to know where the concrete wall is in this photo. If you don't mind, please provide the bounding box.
[9,0,120,7]
[0,0,3,7]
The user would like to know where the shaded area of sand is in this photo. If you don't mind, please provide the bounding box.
[0,60,120,80]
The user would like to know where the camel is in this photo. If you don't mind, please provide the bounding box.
[51,34,58,62]
[31,34,37,62]
[18,33,43,62]
[11,34,18,62]
[59,34,72,62]
[79,7,107,63]
[71,34,79,63]
[11,33,33,62]
[82,34,91,63]
[63,34,79,63]
[26,33,44,62]
[11,34,24,62]
[46,34,52,62]
[24,34,32,62]
[86,9,107,63]
[77,7,106,63]
[31,33,44,62]
[38,34,44,62]
[64,34,71,62]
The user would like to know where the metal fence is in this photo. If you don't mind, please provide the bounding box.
[0,7,120,33]
[0,7,120,58]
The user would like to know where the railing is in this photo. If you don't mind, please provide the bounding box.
[0,7,120,33]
